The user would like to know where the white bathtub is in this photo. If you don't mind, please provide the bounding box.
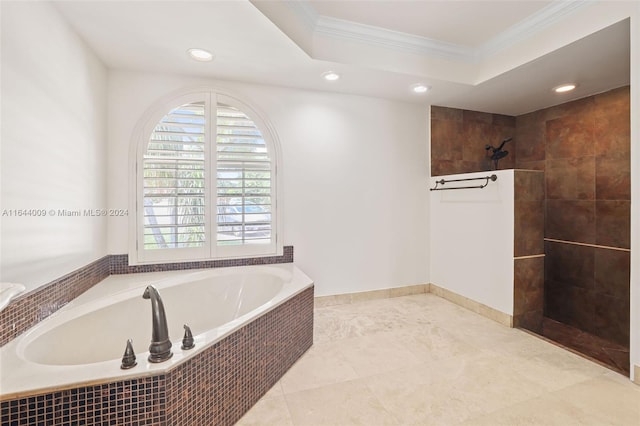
[0,263,313,398]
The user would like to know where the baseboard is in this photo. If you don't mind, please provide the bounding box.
[314,284,430,308]
[314,283,512,328]
[634,365,640,386]
[428,283,513,327]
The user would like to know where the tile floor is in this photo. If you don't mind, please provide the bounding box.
[237,293,640,425]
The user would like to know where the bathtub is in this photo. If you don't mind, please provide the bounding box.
[0,263,314,401]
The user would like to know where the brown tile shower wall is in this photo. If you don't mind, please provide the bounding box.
[513,170,545,332]
[1,286,314,426]
[0,246,294,347]
[544,241,630,345]
[515,86,630,346]
[431,106,516,176]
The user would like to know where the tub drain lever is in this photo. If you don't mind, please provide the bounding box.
[182,324,195,350]
[120,339,137,369]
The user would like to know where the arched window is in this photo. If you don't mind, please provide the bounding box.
[133,91,280,263]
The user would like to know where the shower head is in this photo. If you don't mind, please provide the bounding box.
[496,137,512,151]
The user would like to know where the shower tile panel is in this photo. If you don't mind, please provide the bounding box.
[595,200,630,249]
[462,121,493,164]
[463,109,493,123]
[514,200,544,257]
[430,105,463,121]
[514,121,545,162]
[545,200,596,244]
[566,286,596,334]
[514,160,545,172]
[463,120,515,170]
[594,249,630,300]
[543,96,595,122]
[544,280,573,325]
[594,294,630,346]
[594,113,631,157]
[593,86,630,114]
[545,157,595,200]
[544,241,630,348]
[430,160,458,177]
[515,88,629,372]
[515,109,542,129]
[513,257,544,332]
[544,241,595,290]
[595,156,631,200]
[431,118,463,161]
[491,113,517,128]
[514,171,545,201]
[430,105,516,175]
[593,87,630,158]
[545,114,595,160]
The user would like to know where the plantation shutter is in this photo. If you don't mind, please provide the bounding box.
[216,103,272,246]
[142,101,206,250]
[137,91,278,264]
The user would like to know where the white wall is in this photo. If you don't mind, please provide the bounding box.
[429,170,515,315]
[107,71,430,297]
[0,2,108,292]
[628,1,640,383]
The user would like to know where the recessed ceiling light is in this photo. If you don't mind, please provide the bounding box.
[322,71,340,81]
[187,48,214,62]
[412,84,430,94]
[553,84,576,93]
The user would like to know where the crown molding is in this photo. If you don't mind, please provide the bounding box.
[285,0,593,63]
[286,0,319,32]
[478,0,595,58]
[315,16,474,62]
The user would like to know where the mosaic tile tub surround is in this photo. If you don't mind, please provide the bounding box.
[0,246,294,346]
[1,286,314,425]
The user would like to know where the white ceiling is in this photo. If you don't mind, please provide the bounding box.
[52,0,630,116]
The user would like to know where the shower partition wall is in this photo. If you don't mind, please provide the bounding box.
[516,86,631,375]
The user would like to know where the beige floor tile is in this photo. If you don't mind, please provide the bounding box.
[284,380,398,426]
[460,394,602,426]
[280,341,359,394]
[262,381,284,399]
[497,345,611,392]
[313,304,378,343]
[313,294,443,344]
[551,376,640,425]
[365,350,547,425]
[394,323,479,362]
[236,395,294,426]
[242,293,638,426]
[436,311,522,349]
[337,333,423,378]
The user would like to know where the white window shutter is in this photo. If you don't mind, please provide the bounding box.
[136,91,279,264]
[216,103,272,246]
[142,102,206,250]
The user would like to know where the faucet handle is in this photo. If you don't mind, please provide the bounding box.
[181,324,195,350]
[120,339,137,369]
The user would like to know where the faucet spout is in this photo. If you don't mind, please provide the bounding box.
[142,285,173,363]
